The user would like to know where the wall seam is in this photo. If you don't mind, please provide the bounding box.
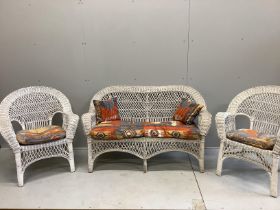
[186,0,191,85]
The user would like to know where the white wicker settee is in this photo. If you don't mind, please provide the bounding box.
[82,86,212,173]
[0,86,79,186]
[216,86,280,197]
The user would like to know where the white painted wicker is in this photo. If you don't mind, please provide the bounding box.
[82,86,212,173]
[216,85,280,197]
[0,86,79,186]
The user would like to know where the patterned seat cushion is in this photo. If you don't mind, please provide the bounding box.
[90,120,144,140]
[143,121,201,140]
[16,125,66,145]
[93,97,121,124]
[173,98,204,124]
[226,129,277,150]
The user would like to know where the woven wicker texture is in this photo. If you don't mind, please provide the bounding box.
[215,85,280,197]
[82,86,212,173]
[0,86,79,186]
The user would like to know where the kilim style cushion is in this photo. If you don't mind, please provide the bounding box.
[143,121,201,140]
[16,125,66,145]
[226,129,276,150]
[173,98,204,124]
[93,97,121,124]
[90,120,144,140]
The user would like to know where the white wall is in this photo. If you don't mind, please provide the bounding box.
[0,0,279,147]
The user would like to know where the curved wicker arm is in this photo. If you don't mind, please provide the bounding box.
[61,112,79,140]
[215,112,236,139]
[197,110,212,136]
[216,112,254,140]
[0,118,20,152]
[81,112,96,136]
[273,137,280,155]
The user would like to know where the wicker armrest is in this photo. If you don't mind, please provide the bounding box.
[81,112,96,136]
[0,119,20,152]
[197,110,212,136]
[216,112,254,140]
[215,112,237,139]
[273,136,280,155]
[61,112,79,140]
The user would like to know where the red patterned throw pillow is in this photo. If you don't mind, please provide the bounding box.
[173,98,203,124]
[93,97,121,124]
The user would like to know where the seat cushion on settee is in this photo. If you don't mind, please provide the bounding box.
[226,129,276,150]
[90,120,201,140]
[16,125,66,145]
[143,121,201,140]
[90,120,144,140]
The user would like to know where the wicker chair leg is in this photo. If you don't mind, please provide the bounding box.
[68,143,75,172]
[143,159,147,173]
[15,152,24,187]
[270,157,279,197]
[216,141,225,176]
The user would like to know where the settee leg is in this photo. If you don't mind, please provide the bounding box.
[270,157,279,197]
[199,159,204,173]
[88,141,94,173]
[143,159,147,173]
[88,161,94,173]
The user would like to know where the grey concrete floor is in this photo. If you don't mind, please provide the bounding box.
[0,148,279,210]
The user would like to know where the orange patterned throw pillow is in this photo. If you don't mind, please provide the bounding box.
[93,97,121,124]
[173,98,204,124]
[16,125,66,145]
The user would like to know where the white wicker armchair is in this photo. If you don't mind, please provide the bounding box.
[216,86,280,197]
[0,86,79,186]
[82,86,212,173]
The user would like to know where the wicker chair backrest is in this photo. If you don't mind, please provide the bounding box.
[227,86,280,135]
[0,86,72,130]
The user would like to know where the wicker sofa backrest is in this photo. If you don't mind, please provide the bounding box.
[0,86,72,130]
[91,86,207,122]
[227,86,280,135]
